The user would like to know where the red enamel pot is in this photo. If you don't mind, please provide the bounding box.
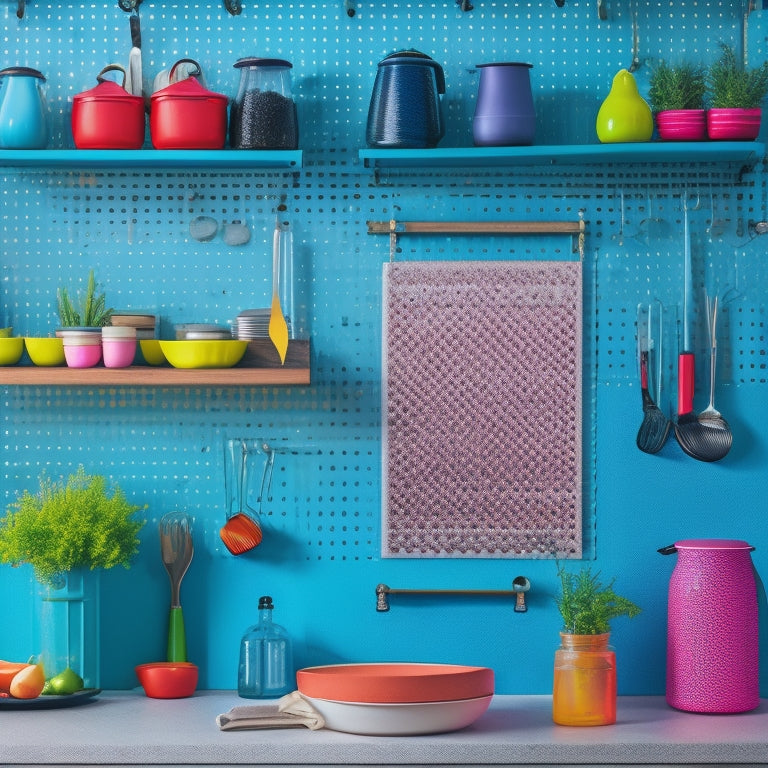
[71,64,145,149]
[150,59,228,149]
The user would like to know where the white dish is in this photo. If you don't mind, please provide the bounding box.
[303,694,493,735]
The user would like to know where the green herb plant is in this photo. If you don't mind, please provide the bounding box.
[648,60,706,112]
[0,467,145,585]
[555,564,641,635]
[707,43,768,109]
[57,269,113,328]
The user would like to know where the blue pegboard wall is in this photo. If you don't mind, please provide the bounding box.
[1,0,768,695]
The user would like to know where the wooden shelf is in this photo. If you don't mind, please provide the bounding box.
[0,340,310,388]
[0,149,303,170]
[359,142,764,180]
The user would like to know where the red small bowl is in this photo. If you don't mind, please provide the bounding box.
[135,662,198,699]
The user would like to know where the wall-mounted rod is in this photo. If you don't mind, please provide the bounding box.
[376,577,530,612]
[367,220,584,236]
[367,218,586,260]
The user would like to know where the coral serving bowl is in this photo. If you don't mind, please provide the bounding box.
[296,663,494,735]
[296,662,494,703]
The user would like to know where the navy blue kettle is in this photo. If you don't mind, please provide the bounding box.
[366,50,445,149]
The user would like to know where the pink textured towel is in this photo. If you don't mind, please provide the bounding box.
[383,260,582,558]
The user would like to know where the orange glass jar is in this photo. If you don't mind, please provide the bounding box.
[552,632,616,726]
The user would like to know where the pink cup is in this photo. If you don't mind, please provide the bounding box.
[64,343,102,368]
[102,326,137,368]
[102,339,136,368]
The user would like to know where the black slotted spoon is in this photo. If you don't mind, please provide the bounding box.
[636,305,670,454]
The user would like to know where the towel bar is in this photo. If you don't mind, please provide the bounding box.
[366,218,585,260]
[376,577,530,612]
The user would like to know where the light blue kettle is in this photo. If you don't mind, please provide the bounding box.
[0,67,48,149]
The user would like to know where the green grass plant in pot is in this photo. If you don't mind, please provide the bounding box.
[57,269,114,330]
[648,60,707,141]
[552,564,641,726]
[0,467,145,690]
[56,269,113,367]
[706,43,768,140]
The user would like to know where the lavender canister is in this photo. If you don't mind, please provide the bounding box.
[472,62,535,147]
[659,539,759,713]
[230,58,298,150]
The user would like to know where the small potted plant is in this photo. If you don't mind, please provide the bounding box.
[648,60,707,141]
[706,43,768,140]
[552,564,641,726]
[57,269,113,330]
[56,269,113,367]
[0,467,145,688]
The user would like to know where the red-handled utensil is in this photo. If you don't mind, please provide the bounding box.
[673,198,731,462]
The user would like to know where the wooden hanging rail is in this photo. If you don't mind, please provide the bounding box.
[367,219,584,235]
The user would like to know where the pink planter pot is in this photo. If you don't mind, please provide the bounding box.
[655,109,707,141]
[707,107,762,140]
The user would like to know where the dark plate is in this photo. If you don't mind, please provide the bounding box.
[0,688,100,709]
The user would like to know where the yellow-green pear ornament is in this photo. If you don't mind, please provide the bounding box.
[596,69,653,143]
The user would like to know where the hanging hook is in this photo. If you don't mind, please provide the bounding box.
[118,0,142,11]
[223,0,242,14]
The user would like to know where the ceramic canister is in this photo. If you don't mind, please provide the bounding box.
[661,539,759,713]
[472,62,535,147]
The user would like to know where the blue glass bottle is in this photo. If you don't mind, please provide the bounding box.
[238,595,294,698]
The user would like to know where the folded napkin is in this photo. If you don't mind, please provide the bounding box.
[217,691,326,731]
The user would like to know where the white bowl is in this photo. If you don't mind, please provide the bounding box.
[302,694,493,735]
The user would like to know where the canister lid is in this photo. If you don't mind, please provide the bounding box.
[234,57,292,69]
[476,62,533,68]
[674,538,753,550]
[0,66,45,80]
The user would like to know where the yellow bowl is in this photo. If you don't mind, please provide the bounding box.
[24,337,66,367]
[139,339,167,366]
[0,337,24,366]
[158,340,248,369]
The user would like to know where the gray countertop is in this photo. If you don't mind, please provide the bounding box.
[0,691,766,766]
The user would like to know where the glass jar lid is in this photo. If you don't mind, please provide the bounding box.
[234,57,292,69]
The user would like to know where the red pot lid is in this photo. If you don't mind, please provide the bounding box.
[74,79,143,104]
[151,76,227,103]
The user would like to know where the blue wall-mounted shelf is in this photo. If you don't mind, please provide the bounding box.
[0,149,303,169]
[359,143,764,181]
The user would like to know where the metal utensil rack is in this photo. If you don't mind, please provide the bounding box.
[367,219,586,260]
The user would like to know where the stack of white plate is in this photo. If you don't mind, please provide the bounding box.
[233,308,271,340]
[175,323,232,340]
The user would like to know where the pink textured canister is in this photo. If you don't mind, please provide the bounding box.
[660,539,759,713]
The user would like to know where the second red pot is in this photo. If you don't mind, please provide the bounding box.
[150,59,228,149]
